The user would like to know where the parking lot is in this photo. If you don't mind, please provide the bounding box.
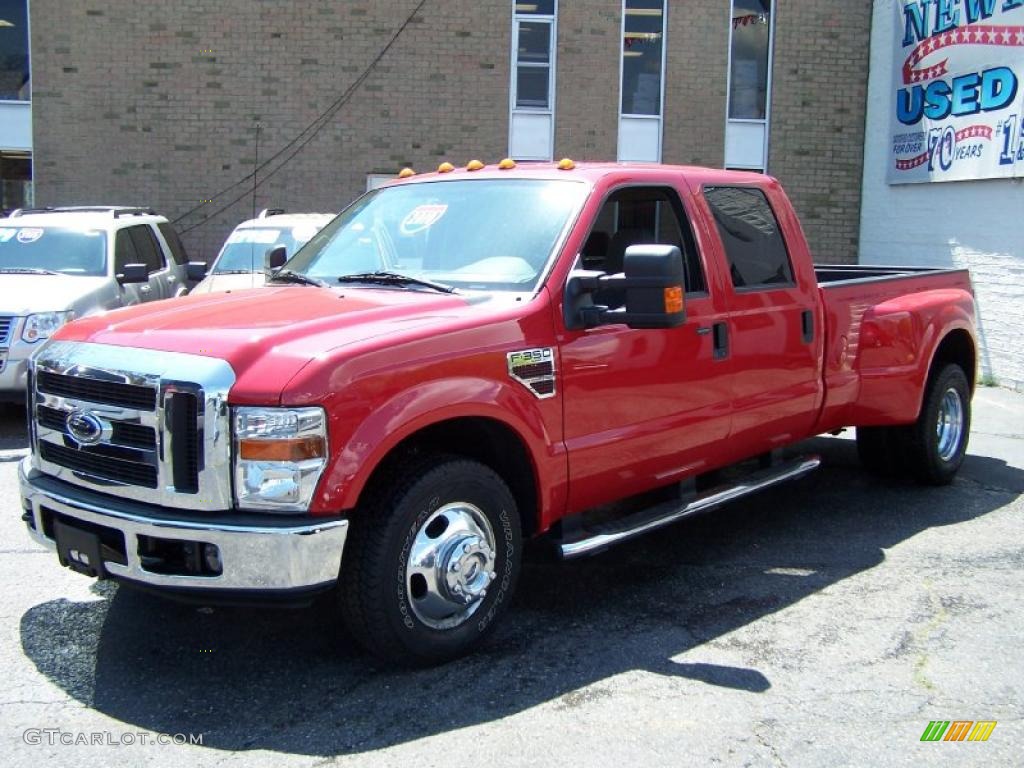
[1,387,1021,767]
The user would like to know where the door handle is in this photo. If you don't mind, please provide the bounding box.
[696,326,712,336]
[801,309,814,344]
[140,285,151,293]
[712,322,729,359]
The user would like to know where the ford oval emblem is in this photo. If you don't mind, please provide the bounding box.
[66,410,106,446]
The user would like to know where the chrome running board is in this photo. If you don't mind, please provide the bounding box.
[559,456,821,559]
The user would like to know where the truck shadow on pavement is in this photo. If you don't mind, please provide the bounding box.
[19,435,1023,755]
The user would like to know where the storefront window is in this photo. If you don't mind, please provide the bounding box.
[0,1,30,101]
[621,0,664,116]
[0,151,32,213]
[729,0,771,120]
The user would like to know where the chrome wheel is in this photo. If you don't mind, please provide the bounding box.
[405,502,497,630]
[936,387,964,462]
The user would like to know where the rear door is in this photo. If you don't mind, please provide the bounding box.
[696,184,824,454]
[126,225,170,300]
[557,181,734,513]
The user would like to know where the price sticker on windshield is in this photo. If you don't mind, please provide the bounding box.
[399,204,447,236]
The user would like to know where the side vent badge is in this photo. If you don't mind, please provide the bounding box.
[507,348,556,400]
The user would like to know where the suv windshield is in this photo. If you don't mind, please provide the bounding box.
[285,179,588,291]
[213,225,321,273]
[0,226,107,276]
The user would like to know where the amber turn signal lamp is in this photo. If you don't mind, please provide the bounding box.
[664,286,684,314]
[498,157,517,169]
[398,167,415,178]
[557,157,576,170]
[466,159,485,171]
[239,437,326,462]
[437,162,455,173]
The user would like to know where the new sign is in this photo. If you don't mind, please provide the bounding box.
[890,0,1024,183]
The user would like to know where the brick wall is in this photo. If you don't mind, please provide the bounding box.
[30,1,870,264]
[768,1,872,264]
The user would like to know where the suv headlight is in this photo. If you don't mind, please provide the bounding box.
[233,406,328,512]
[22,311,73,343]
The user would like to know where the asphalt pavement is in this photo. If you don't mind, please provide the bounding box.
[1,387,1021,767]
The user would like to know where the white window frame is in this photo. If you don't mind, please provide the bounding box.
[617,0,668,163]
[508,2,558,161]
[724,0,776,172]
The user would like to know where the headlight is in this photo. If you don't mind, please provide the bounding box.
[233,406,328,512]
[22,311,73,343]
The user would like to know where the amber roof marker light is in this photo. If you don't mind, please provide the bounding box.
[498,158,517,170]
[466,160,485,171]
[557,158,576,170]
[437,162,455,173]
[398,167,415,178]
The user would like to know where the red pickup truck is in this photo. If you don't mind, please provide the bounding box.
[20,162,976,664]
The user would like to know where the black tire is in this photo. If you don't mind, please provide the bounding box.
[903,364,971,485]
[339,455,522,666]
[856,425,904,475]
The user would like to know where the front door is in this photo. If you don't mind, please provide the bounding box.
[557,183,734,513]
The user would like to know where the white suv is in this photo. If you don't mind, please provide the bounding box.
[0,206,193,400]
[190,209,335,294]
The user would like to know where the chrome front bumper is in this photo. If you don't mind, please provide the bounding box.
[20,458,348,593]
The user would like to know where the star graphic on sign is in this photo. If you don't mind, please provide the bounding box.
[987,29,998,42]
[1002,29,1012,44]
[1016,30,1024,45]
[973,27,984,42]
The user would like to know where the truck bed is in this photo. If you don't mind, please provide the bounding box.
[815,263,967,286]
[813,262,974,434]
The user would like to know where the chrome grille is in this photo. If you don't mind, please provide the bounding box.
[30,341,235,510]
[0,316,12,345]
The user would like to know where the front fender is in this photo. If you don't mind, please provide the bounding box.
[310,376,567,524]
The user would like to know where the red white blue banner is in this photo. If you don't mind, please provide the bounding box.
[890,0,1024,183]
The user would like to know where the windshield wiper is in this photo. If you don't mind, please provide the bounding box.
[214,269,259,275]
[0,267,61,276]
[336,271,455,294]
[267,269,329,288]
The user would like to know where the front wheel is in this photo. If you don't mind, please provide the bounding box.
[339,456,522,665]
[904,364,971,485]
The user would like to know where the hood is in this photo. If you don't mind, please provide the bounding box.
[55,285,474,402]
[0,274,111,315]
[191,272,267,294]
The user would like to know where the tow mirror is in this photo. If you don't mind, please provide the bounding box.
[264,245,288,272]
[564,244,686,330]
[116,263,148,285]
[186,261,208,281]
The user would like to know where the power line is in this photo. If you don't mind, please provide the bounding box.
[174,0,428,231]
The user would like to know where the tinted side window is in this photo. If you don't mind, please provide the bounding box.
[580,186,706,294]
[158,223,189,266]
[704,186,793,289]
[127,226,165,274]
[114,229,139,274]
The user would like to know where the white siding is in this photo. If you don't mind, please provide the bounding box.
[859,1,1024,389]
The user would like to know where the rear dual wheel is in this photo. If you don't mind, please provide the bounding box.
[856,363,970,485]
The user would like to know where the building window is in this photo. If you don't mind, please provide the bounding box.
[725,0,774,172]
[509,1,557,161]
[617,0,666,163]
[0,0,30,101]
[0,151,31,213]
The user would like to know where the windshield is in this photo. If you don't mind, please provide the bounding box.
[213,225,321,273]
[285,179,588,291]
[0,226,107,276]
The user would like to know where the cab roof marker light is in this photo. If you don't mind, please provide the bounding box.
[437,162,455,173]
[498,158,517,170]
[466,160,485,171]
[398,167,416,178]
[557,158,576,170]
